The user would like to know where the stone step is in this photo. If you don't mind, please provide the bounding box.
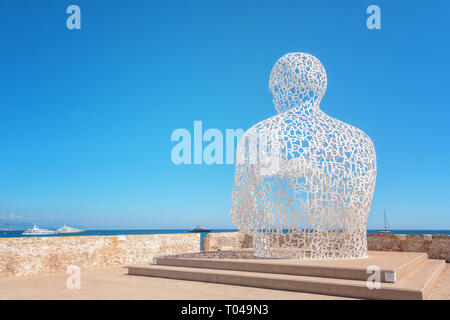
[154,251,428,283]
[127,259,445,300]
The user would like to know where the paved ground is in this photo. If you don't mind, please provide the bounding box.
[429,263,450,300]
[0,266,352,300]
[0,264,448,300]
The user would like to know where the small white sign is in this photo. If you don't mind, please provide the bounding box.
[384,272,396,283]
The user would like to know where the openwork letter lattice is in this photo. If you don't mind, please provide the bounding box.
[231,53,377,259]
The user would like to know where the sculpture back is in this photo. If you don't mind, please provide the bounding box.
[231,52,377,259]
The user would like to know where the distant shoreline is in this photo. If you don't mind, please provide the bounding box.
[1,229,449,238]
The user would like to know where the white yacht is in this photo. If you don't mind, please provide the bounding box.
[22,225,57,235]
[57,225,84,233]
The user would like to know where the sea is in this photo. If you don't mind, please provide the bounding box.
[0,229,449,238]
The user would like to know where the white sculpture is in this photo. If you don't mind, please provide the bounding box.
[231,53,377,259]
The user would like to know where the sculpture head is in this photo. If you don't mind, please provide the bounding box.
[269,52,327,114]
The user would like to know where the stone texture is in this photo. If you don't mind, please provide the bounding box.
[205,233,450,262]
[0,233,200,278]
[367,234,450,262]
[166,249,261,259]
[0,266,355,300]
[1,232,448,278]
[203,232,252,251]
[157,250,429,283]
[128,257,446,300]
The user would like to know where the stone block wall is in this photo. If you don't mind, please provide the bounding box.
[0,233,200,278]
[204,233,450,262]
[203,232,253,251]
[1,232,448,278]
[367,234,450,262]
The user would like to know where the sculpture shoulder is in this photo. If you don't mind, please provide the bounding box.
[236,110,375,160]
[320,112,375,151]
[249,113,284,133]
[315,112,376,167]
[237,114,283,146]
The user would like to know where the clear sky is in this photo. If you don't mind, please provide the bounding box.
[0,1,449,229]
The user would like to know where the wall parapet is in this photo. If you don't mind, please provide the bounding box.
[1,232,448,278]
[203,232,252,251]
[367,234,449,262]
[204,232,450,262]
[0,233,200,278]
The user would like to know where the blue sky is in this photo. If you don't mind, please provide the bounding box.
[0,0,449,229]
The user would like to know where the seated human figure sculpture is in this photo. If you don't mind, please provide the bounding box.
[231,52,377,259]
